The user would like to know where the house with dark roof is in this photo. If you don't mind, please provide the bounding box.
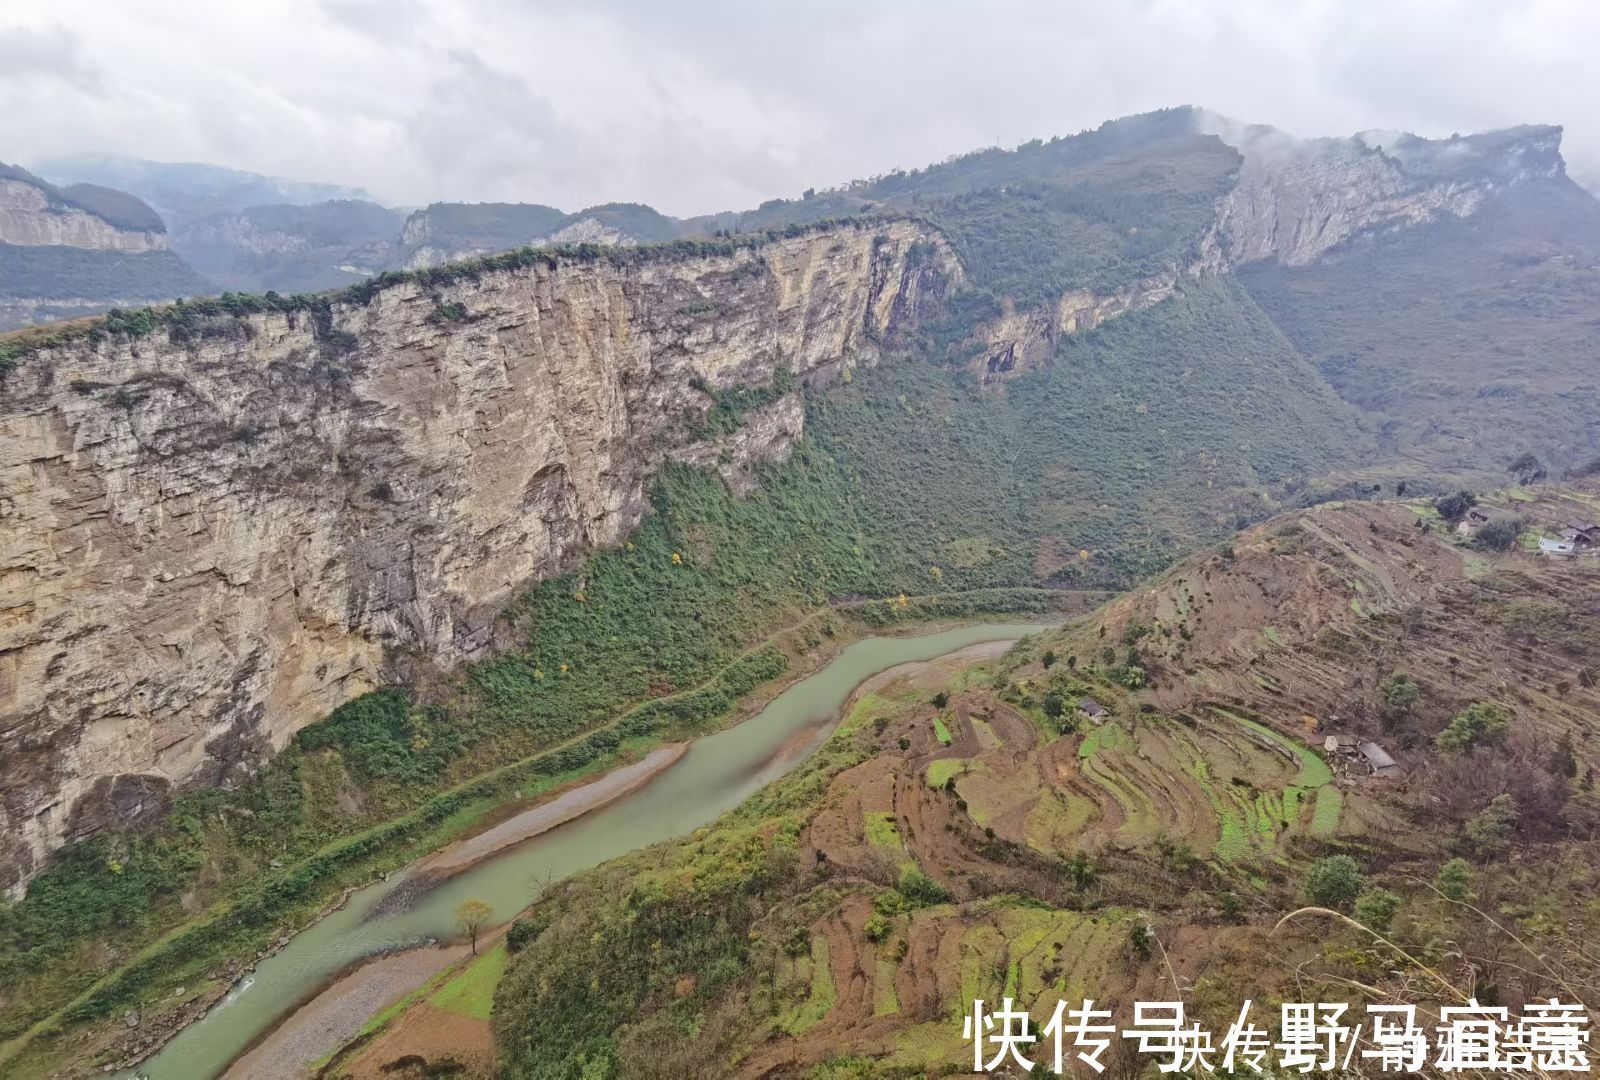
[1563,520,1599,547]
[1077,697,1109,723]
[1358,740,1402,779]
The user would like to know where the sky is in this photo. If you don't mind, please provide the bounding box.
[2,0,1597,216]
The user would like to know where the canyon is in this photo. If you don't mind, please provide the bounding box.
[0,221,958,891]
[1,110,1591,899]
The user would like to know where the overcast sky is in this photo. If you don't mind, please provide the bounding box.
[2,0,1596,216]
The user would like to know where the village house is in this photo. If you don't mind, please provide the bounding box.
[1538,519,1598,558]
[1077,697,1109,723]
[1324,733,1402,778]
[1455,506,1519,537]
[1358,740,1402,779]
[1323,734,1359,755]
[1562,519,1599,548]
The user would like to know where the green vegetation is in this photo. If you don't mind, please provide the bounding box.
[1380,672,1422,729]
[863,812,901,849]
[1239,176,1600,475]
[1433,491,1478,523]
[1473,518,1523,551]
[931,716,953,745]
[1434,857,1474,902]
[1304,855,1365,909]
[431,943,509,1021]
[0,214,894,370]
[0,244,209,306]
[1436,701,1513,754]
[0,425,1068,1048]
[1354,887,1401,934]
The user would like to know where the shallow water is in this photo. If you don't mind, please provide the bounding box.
[130,622,1044,1078]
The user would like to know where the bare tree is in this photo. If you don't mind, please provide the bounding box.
[455,898,492,956]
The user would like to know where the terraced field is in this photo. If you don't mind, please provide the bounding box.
[486,487,1600,1078]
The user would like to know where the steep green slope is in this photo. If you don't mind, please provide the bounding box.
[819,277,1365,585]
[707,108,1238,304]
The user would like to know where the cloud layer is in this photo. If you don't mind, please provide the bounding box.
[3,0,1597,215]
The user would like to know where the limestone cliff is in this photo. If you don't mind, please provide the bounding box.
[971,118,1568,381]
[0,220,959,890]
[0,176,167,254]
[1201,115,1566,266]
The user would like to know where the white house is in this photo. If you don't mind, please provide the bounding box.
[1540,536,1577,557]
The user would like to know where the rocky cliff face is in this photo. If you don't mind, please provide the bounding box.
[1202,116,1566,266]
[973,119,1569,382]
[0,178,168,253]
[0,220,959,891]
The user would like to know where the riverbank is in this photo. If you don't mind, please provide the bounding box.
[138,622,1057,1079]
[315,632,1035,1079]
[2,596,1088,1079]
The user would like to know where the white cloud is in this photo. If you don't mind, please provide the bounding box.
[1,0,1596,214]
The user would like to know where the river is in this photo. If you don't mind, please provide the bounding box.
[128,622,1045,1078]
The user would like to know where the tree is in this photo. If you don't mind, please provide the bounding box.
[1507,452,1546,485]
[1304,855,1365,909]
[1459,794,1518,860]
[1379,673,1421,728]
[1548,732,1578,779]
[1042,692,1065,719]
[1128,921,1154,961]
[1473,519,1521,551]
[1434,491,1477,524]
[455,898,492,956]
[1354,887,1401,934]
[1436,701,1512,755]
[1434,857,1474,903]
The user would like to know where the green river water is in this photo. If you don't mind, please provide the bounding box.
[130,622,1046,1078]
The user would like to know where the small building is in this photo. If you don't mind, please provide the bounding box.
[1540,536,1577,558]
[1459,508,1504,537]
[1323,734,1400,778]
[1077,698,1109,723]
[1562,520,1600,548]
[1358,740,1402,779]
[1323,734,1359,755]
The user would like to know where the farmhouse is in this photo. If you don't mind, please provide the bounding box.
[1562,519,1599,547]
[1358,740,1403,779]
[1456,506,1525,537]
[1324,733,1402,778]
[1323,734,1359,755]
[1078,697,1109,723]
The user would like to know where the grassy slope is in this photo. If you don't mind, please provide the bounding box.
[821,277,1366,585]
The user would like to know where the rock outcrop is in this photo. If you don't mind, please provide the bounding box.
[1201,115,1566,266]
[973,118,1569,381]
[0,177,168,253]
[0,220,959,891]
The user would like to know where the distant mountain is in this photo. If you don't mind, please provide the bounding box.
[35,155,370,231]
[173,199,407,294]
[0,162,212,329]
[398,200,684,267]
